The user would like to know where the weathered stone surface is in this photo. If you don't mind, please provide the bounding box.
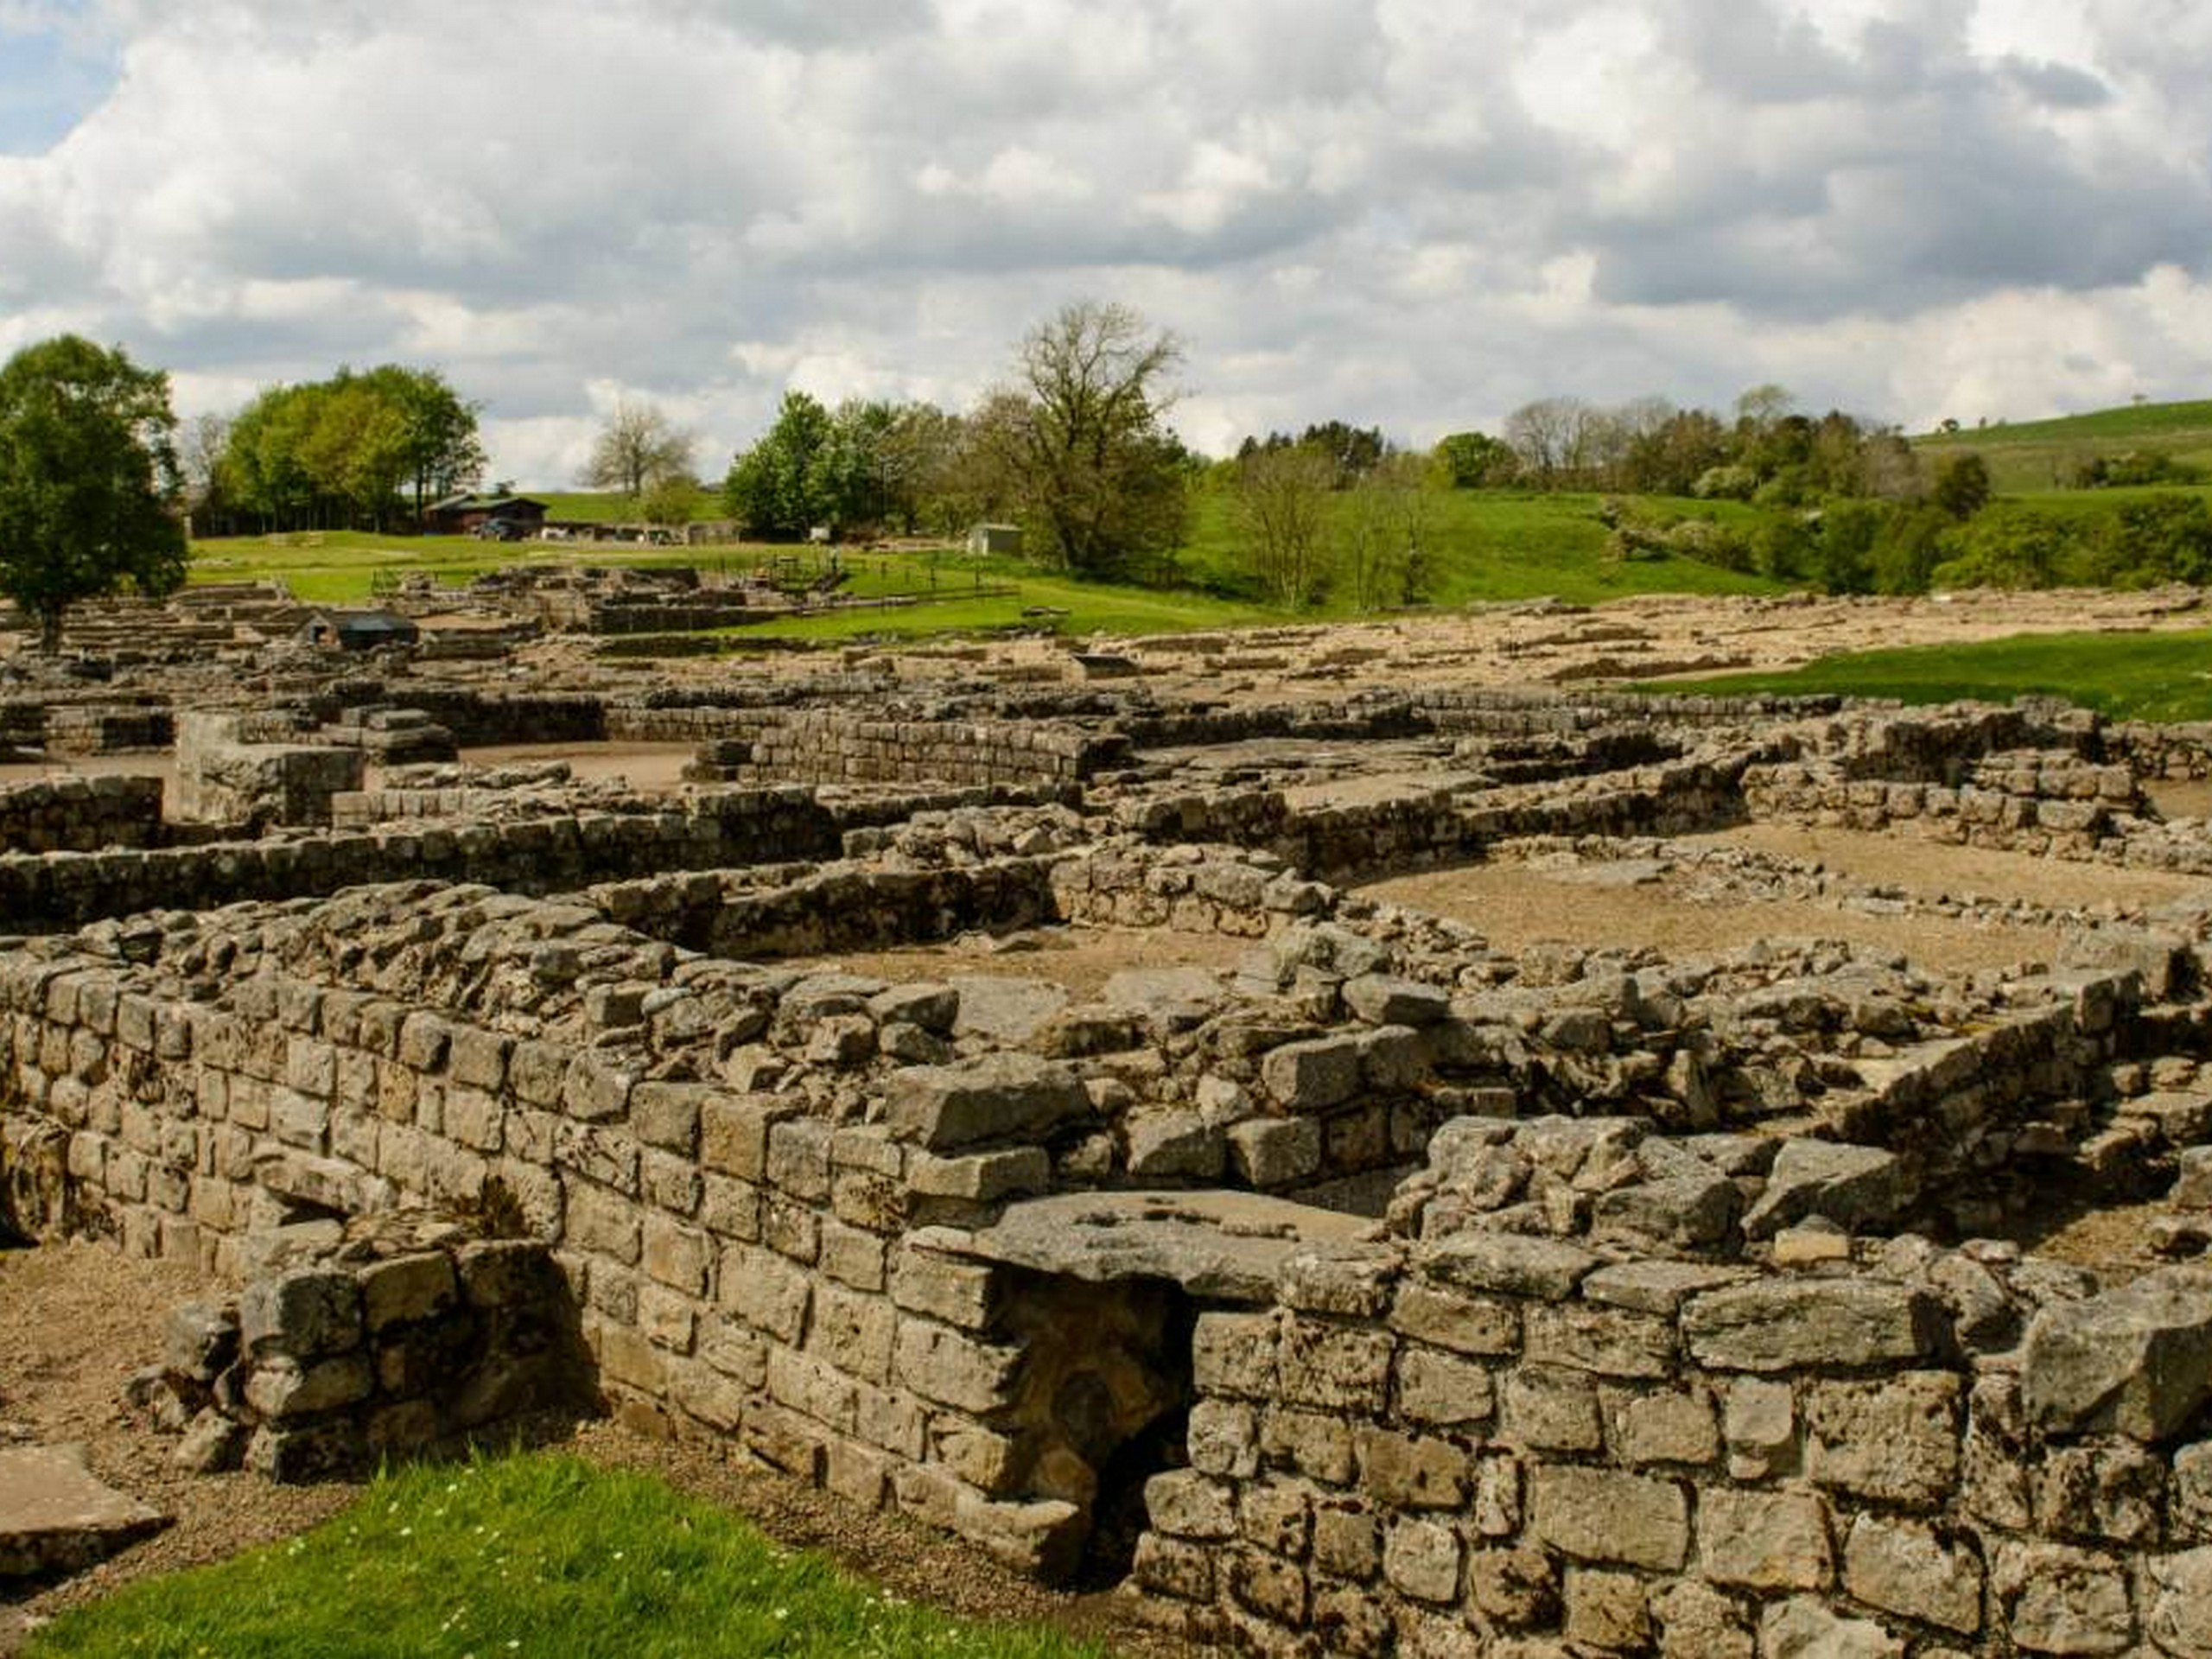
[2023,1266,2212,1442]
[238,1268,362,1359]
[960,1189,1363,1303]
[1758,1596,1904,1658]
[883,1054,1090,1151]
[1529,1466,1689,1570]
[1418,1232,1597,1301]
[2147,1547,2212,1658]
[0,1445,168,1577]
[1697,1486,1833,1590]
[1805,1374,1961,1509]
[1260,1035,1363,1110]
[1993,1541,2134,1656]
[1681,1278,1939,1373]
[1741,1139,1907,1238]
[1843,1516,1985,1636]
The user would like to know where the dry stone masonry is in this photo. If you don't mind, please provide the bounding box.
[10,621,2212,1652]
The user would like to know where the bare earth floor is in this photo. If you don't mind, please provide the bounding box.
[0,1240,1188,1657]
[800,925,1256,1001]
[1363,822,2207,976]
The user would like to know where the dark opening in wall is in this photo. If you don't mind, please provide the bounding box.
[996,1271,1197,1588]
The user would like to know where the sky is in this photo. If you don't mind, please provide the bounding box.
[2,0,2209,488]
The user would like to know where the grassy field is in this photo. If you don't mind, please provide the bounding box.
[187,485,1779,640]
[25,1453,1103,1659]
[1650,626,2212,722]
[1914,398,2212,493]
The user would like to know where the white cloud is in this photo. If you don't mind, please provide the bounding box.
[0,0,2205,482]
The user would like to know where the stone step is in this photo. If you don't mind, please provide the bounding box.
[0,1445,168,1579]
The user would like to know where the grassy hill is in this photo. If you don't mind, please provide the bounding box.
[1914,397,2212,493]
[188,486,1781,639]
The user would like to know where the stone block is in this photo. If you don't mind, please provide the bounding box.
[1417,1232,1597,1301]
[238,1269,362,1360]
[1395,1344,1495,1428]
[2024,1266,2212,1442]
[1382,1516,1461,1604]
[1681,1278,1940,1373]
[1356,1427,1470,1509]
[884,1054,1090,1150]
[1741,1139,1907,1238]
[1993,1541,2134,1656]
[1564,1567,1651,1652]
[1259,1034,1363,1110]
[359,1253,458,1333]
[1843,1515,1985,1636]
[1529,1465,1688,1571]
[1696,1485,1832,1590]
[1758,1597,1904,1658]
[1805,1373,1961,1510]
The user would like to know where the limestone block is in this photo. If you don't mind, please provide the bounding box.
[1389,1282,1522,1357]
[1805,1373,1961,1509]
[1993,1541,2134,1656]
[1356,1427,1471,1510]
[1382,1516,1462,1604]
[1842,1515,1985,1636]
[1681,1278,1940,1374]
[1417,1232,1598,1301]
[1258,1036,1363,1112]
[2147,1548,2212,1659]
[2024,1266,2212,1442]
[1395,1344,1496,1428]
[1741,1139,1907,1238]
[1695,1485,1832,1590]
[1524,1302,1675,1379]
[1758,1597,1904,1659]
[1343,974,1450,1026]
[1469,1546,1558,1630]
[1650,1579,1752,1659]
[1504,1366,1603,1452]
[1228,1116,1323,1189]
[244,1354,373,1420]
[359,1253,458,1333]
[1564,1568,1651,1652]
[884,1054,1090,1151]
[238,1268,362,1360]
[1529,1465,1689,1571]
[1608,1385,1719,1467]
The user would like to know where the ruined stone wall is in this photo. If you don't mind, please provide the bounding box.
[0,912,1200,1578]
[1743,757,2212,872]
[693,711,1127,790]
[1136,1229,2212,1656]
[0,775,164,853]
[0,789,847,930]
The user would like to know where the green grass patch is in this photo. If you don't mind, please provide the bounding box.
[1647,626,2212,722]
[1913,398,2212,493]
[25,1452,1104,1659]
[530,489,722,524]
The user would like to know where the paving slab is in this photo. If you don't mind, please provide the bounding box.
[0,1445,168,1579]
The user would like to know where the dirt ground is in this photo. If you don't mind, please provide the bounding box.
[0,1240,1191,1657]
[1357,818,2206,974]
[796,924,1255,1001]
[0,741,698,797]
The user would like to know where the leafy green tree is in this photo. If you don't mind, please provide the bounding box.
[1236,442,1335,607]
[0,335,189,652]
[218,366,480,531]
[1433,430,1519,489]
[1931,452,1993,520]
[984,300,1189,579]
[637,471,702,529]
[723,390,836,537]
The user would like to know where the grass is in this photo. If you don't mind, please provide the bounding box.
[1913,398,2212,493]
[25,1452,1105,1659]
[186,486,1779,643]
[1648,626,2212,722]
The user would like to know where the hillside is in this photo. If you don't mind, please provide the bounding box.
[1913,397,2212,493]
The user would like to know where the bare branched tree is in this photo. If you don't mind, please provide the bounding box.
[582,400,696,500]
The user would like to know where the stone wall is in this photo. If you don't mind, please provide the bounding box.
[691,711,1128,790]
[0,775,164,853]
[1135,1224,2212,1656]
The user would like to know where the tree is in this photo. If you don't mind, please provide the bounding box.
[0,335,189,652]
[723,390,836,537]
[1503,397,1591,487]
[217,365,480,531]
[582,400,695,502]
[637,471,701,529]
[1931,452,1993,520]
[988,300,1189,578]
[1236,442,1336,607]
[1433,430,1518,489]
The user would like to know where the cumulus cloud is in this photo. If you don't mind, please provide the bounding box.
[0,0,2207,484]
